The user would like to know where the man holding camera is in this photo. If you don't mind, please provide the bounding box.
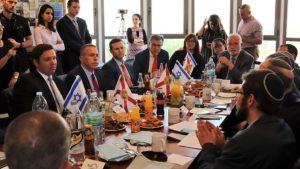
[57,0,92,73]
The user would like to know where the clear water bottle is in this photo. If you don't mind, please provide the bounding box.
[207,58,216,85]
[137,73,144,94]
[66,100,85,165]
[32,92,48,111]
[83,92,104,159]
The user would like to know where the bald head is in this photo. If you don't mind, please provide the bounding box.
[5,111,70,169]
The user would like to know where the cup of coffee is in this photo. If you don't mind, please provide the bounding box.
[185,95,195,110]
[168,107,180,124]
[152,132,166,153]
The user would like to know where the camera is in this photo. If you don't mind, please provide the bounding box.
[118,9,128,15]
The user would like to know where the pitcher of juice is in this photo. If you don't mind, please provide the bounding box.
[144,94,153,118]
[131,106,141,132]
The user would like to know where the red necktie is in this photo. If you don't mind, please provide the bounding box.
[151,55,158,73]
[121,64,133,87]
[91,73,100,95]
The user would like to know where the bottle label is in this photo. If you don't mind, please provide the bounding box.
[131,119,140,132]
[87,111,103,126]
[156,99,165,105]
[70,130,85,154]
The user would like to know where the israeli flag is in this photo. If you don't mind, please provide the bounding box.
[63,75,88,111]
[172,60,191,85]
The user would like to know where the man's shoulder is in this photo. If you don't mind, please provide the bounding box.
[240,50,254,60]
[135,48,149,59]
[102,59,115,69]
[68,66,82,75]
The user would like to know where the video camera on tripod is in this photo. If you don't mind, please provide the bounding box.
[117,9,128,40]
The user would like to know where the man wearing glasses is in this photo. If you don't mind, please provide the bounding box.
[133,34,169,81]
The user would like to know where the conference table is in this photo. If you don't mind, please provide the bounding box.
[97,101,234,169]
[0,99,236,169]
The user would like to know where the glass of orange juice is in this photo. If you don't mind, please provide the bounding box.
[131,106,141,132]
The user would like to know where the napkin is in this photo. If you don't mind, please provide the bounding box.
[97,143,131,162]
[124,131,153,145]
[168,121,197,132]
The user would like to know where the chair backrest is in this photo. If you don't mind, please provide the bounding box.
[0,87,14,127]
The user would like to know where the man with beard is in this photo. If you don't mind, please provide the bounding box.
[189,70,297,169]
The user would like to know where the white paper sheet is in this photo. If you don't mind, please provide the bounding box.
[178,132,202,149]
[210,98,232,104]
[167,154,193,166]
[168,121,197,132]
[190,108,219,114]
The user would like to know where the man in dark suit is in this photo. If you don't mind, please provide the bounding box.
[66,44,103,96]
[133,34,169,80]
[13,44,67,117]
[56,0,92,73]
[260,55,300,157]
[102,38,136,91]
[216,33,253,84]
[190,70,297,169]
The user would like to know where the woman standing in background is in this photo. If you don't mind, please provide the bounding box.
[196,14,227,64]
[126,13,147,64]
[34,4,65,75]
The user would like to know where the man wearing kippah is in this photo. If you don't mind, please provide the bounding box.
[190,69,297,169]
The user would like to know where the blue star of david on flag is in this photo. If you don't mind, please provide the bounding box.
[172,60,191,85]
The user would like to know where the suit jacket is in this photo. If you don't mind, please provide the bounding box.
[169,50,205,79]
[279,86,300,157]
[102,58,136,91]
[133,48,169,80]
[56,15,92,73]
[13,71,67,117]
[189,115,297,169]
[66,65,104,92]
[217,50,253,84]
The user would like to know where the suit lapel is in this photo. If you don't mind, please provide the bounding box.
[64,16,81,40]
[145,50,150,73]
[78,66,92,90]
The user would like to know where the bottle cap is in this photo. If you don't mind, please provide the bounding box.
[36,92,42,96]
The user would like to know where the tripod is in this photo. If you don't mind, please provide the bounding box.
[118,14,127,42]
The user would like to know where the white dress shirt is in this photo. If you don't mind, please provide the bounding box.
[34,25,65,51]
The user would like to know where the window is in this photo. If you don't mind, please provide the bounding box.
[163,39,184,56]
[151,0,184,34]
[77,0,95,35]
[103,0,141,37]
[242,0,276,36]
[286,0,300,38]
[194,0,230,34]
[257,40,276,63]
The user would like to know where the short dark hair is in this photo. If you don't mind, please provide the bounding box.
[80,43,96,56]
[109,38,123,50]
[37,4,56,32]
[183,33,200,56]
[242,69,284,115]
[150,34,164,42]
[132,13,142,27]
[280,44,298,59]
[67,0,79,7]
[5,111,70,169]
[264,58,293,93]
[31,44,54,63]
